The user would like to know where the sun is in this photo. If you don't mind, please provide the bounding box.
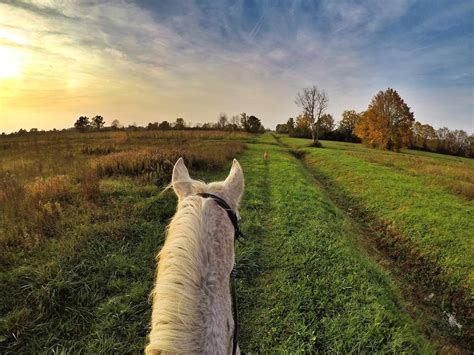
[0,46,22,79]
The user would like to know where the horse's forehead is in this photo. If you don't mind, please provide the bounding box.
[206,181,225,192]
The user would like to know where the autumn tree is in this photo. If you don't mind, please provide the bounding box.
[295,86,328,146]
[288,114,311,138]
[356,88,414,151]
[74,116,90,131]
[413,121,436,148]
[338,110,361,141]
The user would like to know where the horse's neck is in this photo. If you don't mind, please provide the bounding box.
[147,197,235,354]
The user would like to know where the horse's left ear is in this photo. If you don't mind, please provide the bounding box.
[224,159,244,205]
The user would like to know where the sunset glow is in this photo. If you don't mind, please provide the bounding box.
[0,46,22,79]
[0,1,472,133]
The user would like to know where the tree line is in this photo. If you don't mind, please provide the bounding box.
[276,86,473,158]
[72,112,264,133]
[2,113,265,137]
[144,113,264,133]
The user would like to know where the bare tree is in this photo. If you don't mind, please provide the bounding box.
[295,86,328,145]
[217,113,228,129]
[230,115,240,130]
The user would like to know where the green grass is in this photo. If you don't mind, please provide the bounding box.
[1,131,469,353]
[237,134,432,353]
[277,136,473,344]
[0,178,171,352]
[0,131,249,353]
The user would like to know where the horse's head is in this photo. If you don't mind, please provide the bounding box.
[171,157,244,211]
[149,157,243,354]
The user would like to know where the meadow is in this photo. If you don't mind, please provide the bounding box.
[0,131,472,353]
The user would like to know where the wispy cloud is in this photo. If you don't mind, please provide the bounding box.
[0,0,472,133]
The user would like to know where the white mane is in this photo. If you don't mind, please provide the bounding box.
[146,158,244,354]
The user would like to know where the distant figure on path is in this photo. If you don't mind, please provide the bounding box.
[264,151,269,161]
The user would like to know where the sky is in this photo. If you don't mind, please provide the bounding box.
[0,0,473,133]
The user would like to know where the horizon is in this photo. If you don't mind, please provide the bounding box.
[0,0,473,134]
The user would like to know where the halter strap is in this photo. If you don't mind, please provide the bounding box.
[197,192,245,242]
[197,192,242,355]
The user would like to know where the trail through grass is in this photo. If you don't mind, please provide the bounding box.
[237,135,432,353]
[276,135,473,350]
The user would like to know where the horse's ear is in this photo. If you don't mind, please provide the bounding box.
[172,157,192,199]
[224,159,244,204]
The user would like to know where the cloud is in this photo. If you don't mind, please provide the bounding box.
[0,0,472,133]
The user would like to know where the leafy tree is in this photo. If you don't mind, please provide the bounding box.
[287,117,295,134]
[174,118,185,130]
[74,116,90,131]
[247,115,264,132]
[294,114,312,137]
[356,88,414,151]
[295,86,328,145]
[147,122,159,130]
[276,123,289,134]
[158,121,171,130]
[29,128,38,133]
[240,113,250,132]
[413,121,436,148]
[111,119,122,129]
[319,113,335,136]
[338,110,361,141]
[91,115,105,130]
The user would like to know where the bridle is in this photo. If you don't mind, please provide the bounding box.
[197,192,244,355]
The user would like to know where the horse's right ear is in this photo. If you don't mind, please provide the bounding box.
[172,157,192,199]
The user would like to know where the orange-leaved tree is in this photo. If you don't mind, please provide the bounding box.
[356,88,414,151]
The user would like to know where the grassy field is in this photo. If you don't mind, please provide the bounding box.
[0,131,471,353]
[0,130,250,353]
[279,137,473,294]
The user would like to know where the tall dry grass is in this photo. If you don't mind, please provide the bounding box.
[24,175,74,204]
[90,142,245,185]
[346,150,474,200]
[0,132,247,262]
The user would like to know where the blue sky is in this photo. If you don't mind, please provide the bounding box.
[0,0,473,132]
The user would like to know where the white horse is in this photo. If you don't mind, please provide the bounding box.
[146,157,244,354]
